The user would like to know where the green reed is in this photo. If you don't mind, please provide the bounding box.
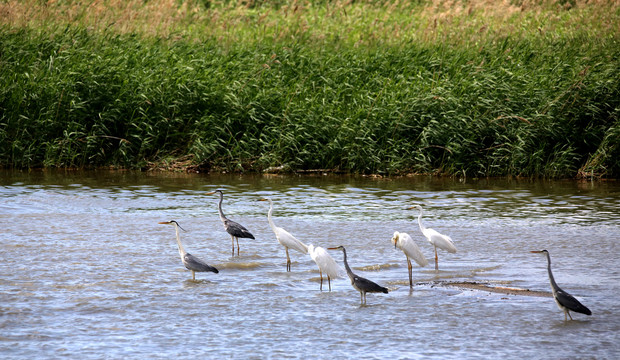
[1,1,619,177]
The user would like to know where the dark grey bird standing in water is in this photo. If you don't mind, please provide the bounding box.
[328,246,388,304]
[159,220,219,280]
[206,190,255,256]
[531,250,592,321]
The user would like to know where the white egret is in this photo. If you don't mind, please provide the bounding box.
[328,246,388,304]
[307,244,343,291]
[259,198,308,271]
[391,231,428,287]
[206,190,255,256]
[411,205,456,270]
[159,220,219,280]
[531,250,592,321]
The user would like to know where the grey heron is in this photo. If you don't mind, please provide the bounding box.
[308,244,343,291]
[259,198,308,271]
[410,205,456,270]
[206,190,255,256]
[159,220,219,280]
[391,231,429,287]
[531,250,592,321]
[328,246,388,304]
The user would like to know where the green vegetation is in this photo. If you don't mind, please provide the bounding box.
[1,0,619,178]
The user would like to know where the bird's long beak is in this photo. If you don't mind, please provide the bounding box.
[158,220,186,231]
[258,198,267,202]
[530,250,543,254]
[327,247,337,250]
[205,191,215,195]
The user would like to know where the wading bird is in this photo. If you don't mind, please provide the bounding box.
[308,244,342,291]
[259,198,308,271]
[410,205,456,270]
[159,220,219,280]
[328,246,388,304]
[206,190,255,256]
[531,250,592,321]
[391,231,428,287]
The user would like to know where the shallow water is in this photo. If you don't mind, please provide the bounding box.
[1,170,619,359]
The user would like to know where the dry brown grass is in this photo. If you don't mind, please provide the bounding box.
[0,0,200,37]
[416,0,620,43]
[1,0,618,45]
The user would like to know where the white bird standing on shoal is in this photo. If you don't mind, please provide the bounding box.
[260,198,308,271]
[391,231,428,287]
[308,244,343,291]
[411,205,456,270]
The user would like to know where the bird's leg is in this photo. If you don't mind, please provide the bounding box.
[407,257,413,288]
[568,311,573,321]
[328,276,331,292]
[319,270,323,291]
[434,246,439,271]
[192,270,195,281]
[286,248,291,272]
[230,235,235,256]
[236,237,240,255]
[360,292,364,304]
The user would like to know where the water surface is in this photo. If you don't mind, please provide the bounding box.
[1,170,619,359]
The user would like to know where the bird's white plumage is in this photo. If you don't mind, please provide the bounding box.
[261,197,309,272]
[391,231,429,267]
[423,228,456,253]
[308,244,343,279]
[274,226,308,254]
[415,205,457,253]
[263,198,308,254]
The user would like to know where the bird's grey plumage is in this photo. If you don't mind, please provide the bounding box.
[183,253,219,274]
[329,246,388,304]
[532,249,591,320]
[351,274,389,294]
[224,219,255,239]
[554,288,591,316]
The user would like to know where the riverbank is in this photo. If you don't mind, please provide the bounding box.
[1,1,618,178]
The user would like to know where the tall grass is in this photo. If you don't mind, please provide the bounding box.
[1,1,619,177]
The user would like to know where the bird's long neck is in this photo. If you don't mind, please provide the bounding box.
[266,200,277,232]
[341,248,356,281]
[173,223,186,257]
[545,252,560,294]
[417,210,426,232]
[217,192,227,221]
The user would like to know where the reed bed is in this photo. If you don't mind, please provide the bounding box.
[1,0,619,177]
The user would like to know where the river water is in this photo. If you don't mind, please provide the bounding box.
[1,170,619,359]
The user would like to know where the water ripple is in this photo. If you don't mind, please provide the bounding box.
[1,171,619,359]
